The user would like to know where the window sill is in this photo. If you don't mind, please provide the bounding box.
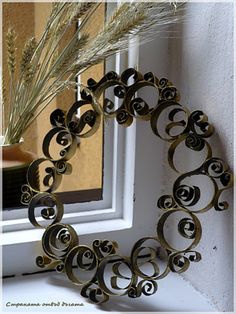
[1,217,132,246]
[2,267,217,312]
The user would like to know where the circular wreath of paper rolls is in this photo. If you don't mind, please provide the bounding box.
[22,68,233,304]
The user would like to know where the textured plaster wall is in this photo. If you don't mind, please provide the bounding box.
[166,3,234,311]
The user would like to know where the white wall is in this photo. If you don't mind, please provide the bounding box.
[87,2,233,311]
[166,2,234,311]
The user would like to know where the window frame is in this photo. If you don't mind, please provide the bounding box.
[1,3,139,280]
[1,33,139,249]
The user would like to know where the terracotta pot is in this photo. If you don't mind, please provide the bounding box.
[1,138,37,209]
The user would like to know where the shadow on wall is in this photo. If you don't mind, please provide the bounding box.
[164,2,233,311]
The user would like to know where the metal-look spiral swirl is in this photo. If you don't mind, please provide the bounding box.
[28,193,64,228]
[96,255,137,297]
[130,237,169,280]
[42,223,79,260]
[128,280,158,298]
[168,250,202,273]
[65,245,98,285]
[157,209,202,252]
[81,282,109,304]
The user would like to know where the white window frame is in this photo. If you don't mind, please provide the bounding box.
[1,3,139,246]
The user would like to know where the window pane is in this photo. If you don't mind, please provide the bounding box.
[2,3,104,207]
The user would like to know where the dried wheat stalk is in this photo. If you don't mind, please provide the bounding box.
[3,1,185,145]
